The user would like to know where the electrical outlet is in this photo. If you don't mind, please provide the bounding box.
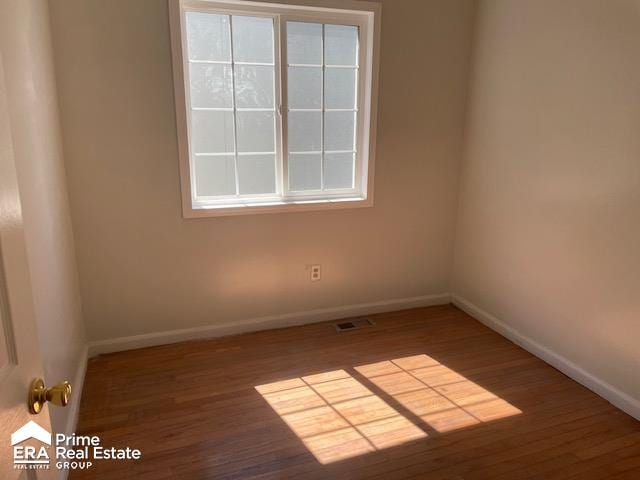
[310,264,321,282]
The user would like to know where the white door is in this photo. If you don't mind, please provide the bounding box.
[0,51,55,479]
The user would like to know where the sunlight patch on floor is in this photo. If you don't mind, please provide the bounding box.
[256,355,521,464]
[256,369,426,463]
[356,355,522,433]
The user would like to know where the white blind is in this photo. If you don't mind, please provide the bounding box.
[186,12,278,197]
[286,22,359,192]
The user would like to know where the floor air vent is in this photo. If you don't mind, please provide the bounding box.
[334,318,375,332]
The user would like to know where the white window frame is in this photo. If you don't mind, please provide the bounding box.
[169,0,381,217]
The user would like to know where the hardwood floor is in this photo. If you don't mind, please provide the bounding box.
[71,305,640,479]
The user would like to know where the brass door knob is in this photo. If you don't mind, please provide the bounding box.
[28,378,72,414]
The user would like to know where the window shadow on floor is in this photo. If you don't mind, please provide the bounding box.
[256,353,522,464]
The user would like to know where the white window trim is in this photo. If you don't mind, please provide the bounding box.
[169,0,381,218]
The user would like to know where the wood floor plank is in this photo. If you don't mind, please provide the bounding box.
[70,305,640,479]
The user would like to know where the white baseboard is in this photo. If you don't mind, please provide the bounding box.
[452,294,640,421]
[59,344,88,480]
[88,293,451,356]
[84,291,638,421]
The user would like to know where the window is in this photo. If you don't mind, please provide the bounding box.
[169,0,380,217]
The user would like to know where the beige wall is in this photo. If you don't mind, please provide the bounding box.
[49,0,475,341]
[453,0,640,404]
[0,0,86,435]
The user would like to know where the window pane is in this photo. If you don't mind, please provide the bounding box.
[189,63,233,108]
[325,25,358,66]
[232,16,274,64]
[324,68,357,109]
[287,22,322,65]
[324,111,355,151]
[288,67,322,109]
[324,152,355,189]
[289,153,321,191]
[185,13,369,205]
[288,111,321,152]
[236,111,275,153]
[235,65,274,108]
[194,155,236,196]
[191,110,235,153]
[185,12,231,62]
[238,154,276,194]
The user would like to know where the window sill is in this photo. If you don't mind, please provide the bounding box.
[184,196,372,218]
